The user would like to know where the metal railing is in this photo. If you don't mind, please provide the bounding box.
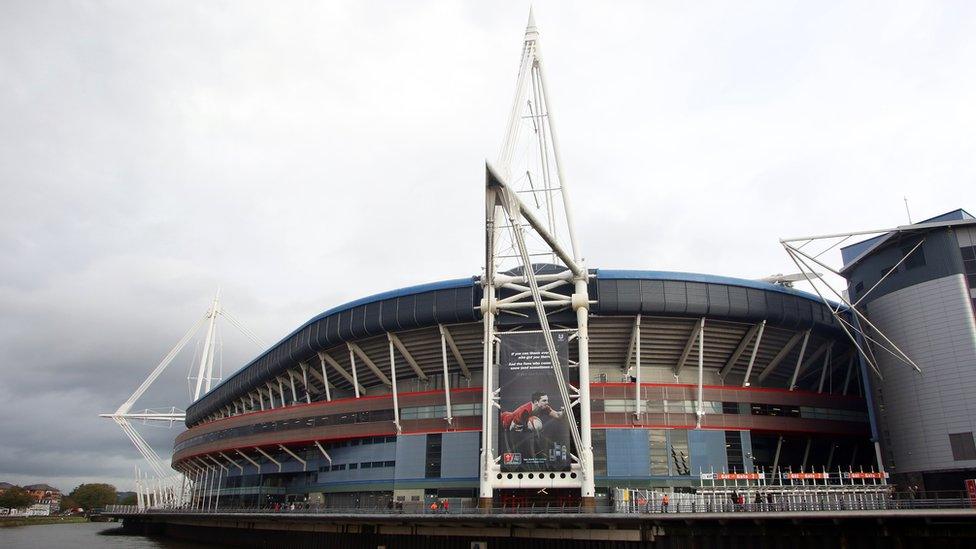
[615,488,973,514]
[107,492,974,517]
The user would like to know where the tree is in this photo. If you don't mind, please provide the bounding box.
[0,486,35,510]
[69,483,117,510]
[60,496,79,511]
[118,493,137,505]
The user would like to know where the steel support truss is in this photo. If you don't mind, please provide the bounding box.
[779,229,923,380]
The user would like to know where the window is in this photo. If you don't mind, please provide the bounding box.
[854,281,864,295]
[649,430,668,475]
[663,400,721,414]
[751,403,800,417]
[962,246,976,289]
[669,430,690,476]
[644,400,664,413]
[799,406,867,422]
[604,399,635,413]
[451,403,483,417]
[725,431,744,470]
[591,430,607,476]
[402,405,444,420]
[949,432,976,461]
[425,433,442,478]
[902,243,925,269]
[401,403,481,419]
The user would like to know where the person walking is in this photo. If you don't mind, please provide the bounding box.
[661,493,670,513]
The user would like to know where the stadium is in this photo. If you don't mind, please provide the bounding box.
[165,14,897,512]
[173,268,874,509]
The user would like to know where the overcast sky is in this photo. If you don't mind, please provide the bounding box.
[1,1,973,492]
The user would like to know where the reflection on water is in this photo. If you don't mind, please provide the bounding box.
[0,521,218,548]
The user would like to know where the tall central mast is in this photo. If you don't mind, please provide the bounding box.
[480,9,595,509]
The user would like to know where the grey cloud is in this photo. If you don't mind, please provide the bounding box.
[1,1,974,490]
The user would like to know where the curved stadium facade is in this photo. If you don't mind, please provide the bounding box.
[175,269,873,509]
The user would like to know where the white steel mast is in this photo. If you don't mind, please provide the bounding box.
[100,290,264,509]
[193,289,221,401]
[480,9,596,508]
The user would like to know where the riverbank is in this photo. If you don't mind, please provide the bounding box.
[0,516,89,528]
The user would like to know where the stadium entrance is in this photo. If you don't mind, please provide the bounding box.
[496,488,580,509]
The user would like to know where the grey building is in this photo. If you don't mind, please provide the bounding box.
[841,209,976,491]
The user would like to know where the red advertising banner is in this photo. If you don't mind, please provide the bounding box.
[785,472,828,480]
[847,472,889,479]
[715,473,763,480]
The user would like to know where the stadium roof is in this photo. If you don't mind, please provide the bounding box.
[186,268,839,425]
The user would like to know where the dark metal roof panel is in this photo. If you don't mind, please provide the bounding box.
[186,277,479,425]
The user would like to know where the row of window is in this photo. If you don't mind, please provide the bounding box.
[750,403,801,417]
[318,460,396,472]
[179,398,865,454]
[319,436,397,450]
[598,400,865,423]
[174,409,395,452]
[400,403,481,420]
[598,399,725,414]
[798,407,868,422]
[213,371,485,421]
[180,403,482,453]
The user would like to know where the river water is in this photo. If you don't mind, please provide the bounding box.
[0,521,216,548]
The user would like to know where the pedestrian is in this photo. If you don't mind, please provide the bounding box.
[754,492,762,511]
[661,493,670,513]
[429,501,439,513]
[442,499,450,513]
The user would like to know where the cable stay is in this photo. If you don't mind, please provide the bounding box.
[778,228,925,381]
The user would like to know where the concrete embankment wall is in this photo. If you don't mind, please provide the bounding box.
[119,511,976,548]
